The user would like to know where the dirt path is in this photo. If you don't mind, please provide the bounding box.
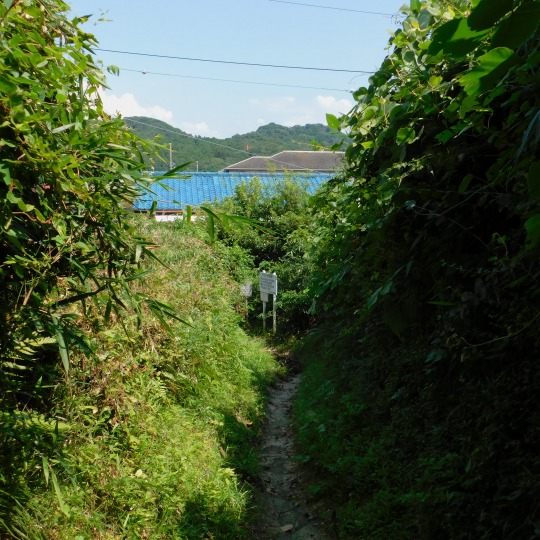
[249,374,335,539]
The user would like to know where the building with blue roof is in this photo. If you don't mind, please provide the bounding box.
[133,171,334,219]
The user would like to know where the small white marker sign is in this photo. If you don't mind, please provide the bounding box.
[240,282,252,297]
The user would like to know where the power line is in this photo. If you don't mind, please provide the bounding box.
[96,48,373,74]
[125,117,330,172]
[119,67,353,92]
[265,0,395,17]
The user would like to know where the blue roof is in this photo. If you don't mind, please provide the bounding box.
[134,171,333,211]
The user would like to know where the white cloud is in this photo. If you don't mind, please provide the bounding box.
[100,91,174,124]
[247,94,352,129]
[99,91,221,137]
[178,121,220,138]
[315,95,352,117]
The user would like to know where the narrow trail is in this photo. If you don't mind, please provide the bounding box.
[249,373,335,539]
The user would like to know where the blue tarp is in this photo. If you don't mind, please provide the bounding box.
[133,171,333,211]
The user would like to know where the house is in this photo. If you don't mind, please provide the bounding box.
[222,150,344,173]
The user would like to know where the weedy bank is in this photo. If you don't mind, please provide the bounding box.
[1,217,281,539]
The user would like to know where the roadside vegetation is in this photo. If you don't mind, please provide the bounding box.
[2,0,539,539]
[210,175,317,336]
[294,0,540,538]
[0,2,279,538]
[2,218,279,538]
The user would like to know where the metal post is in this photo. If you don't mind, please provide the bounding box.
[272,294,277,334]
[262,301,267,332]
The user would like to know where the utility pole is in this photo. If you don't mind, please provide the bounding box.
[169,143,173,169]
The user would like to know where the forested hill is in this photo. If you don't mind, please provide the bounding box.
[125,116,347,171]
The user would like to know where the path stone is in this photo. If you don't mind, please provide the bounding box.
[249,374,335,539]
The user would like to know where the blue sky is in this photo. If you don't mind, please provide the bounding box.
[68,0,407,138]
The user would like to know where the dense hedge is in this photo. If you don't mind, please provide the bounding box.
[296,0,540,537]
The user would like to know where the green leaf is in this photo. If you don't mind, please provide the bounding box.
[396,127,416,145]
[492,0,540,49]
[527,161,540,199]
[0,75,16,93]
[326,113,341,130]
[0,163,11,186]
[518,110,540,157]
[428,18,489,57]
[184,204,193,223]
[42,456,50,485]
[468,0,514,31]
[51,123,75,134]
[154,162,191,179]
[49,466,70,516]
[52,317,69,374]
[458,47,518,96]
[458,174,474,193]
[525,213,540,250]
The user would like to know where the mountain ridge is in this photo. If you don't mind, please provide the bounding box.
[125,116,347,171]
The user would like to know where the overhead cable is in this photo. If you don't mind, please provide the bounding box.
[265,0,395,17]
[119,67,352,92]
[96,48,373,74]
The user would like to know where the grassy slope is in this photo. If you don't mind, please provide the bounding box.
[4,217,280,539]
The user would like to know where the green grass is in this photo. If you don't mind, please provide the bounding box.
[0,217,281,539]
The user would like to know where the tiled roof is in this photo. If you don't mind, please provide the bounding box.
[133,171,334,211]
[223,150,344,172]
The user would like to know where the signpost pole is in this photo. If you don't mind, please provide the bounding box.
[272,294,276,334]
[259,271,277,334]
[272,272,277,334]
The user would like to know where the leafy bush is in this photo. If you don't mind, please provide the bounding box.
[296,0,540,537]
[212,175,317,334]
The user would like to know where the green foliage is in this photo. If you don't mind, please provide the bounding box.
[126,117,347,171]
[296,0,540,537]
[1,218,280,538]
[0,3,281,537]
[211,175,317,334]
[0,0,158,402]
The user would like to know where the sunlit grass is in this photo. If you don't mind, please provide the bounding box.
[1,216,280,539]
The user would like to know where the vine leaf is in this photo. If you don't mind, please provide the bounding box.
[458,47,518,96]
[428,18,489,57]
[468,0,514,30]
[491,0,540,50]
[524,214,540,250]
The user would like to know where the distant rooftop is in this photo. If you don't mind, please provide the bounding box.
[223,150,344,173]
[134,171,335,212]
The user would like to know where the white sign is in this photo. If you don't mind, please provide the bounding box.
[259,272,278,295]
[240,282,252,297]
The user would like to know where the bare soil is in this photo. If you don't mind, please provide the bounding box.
[248,373,336,539]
